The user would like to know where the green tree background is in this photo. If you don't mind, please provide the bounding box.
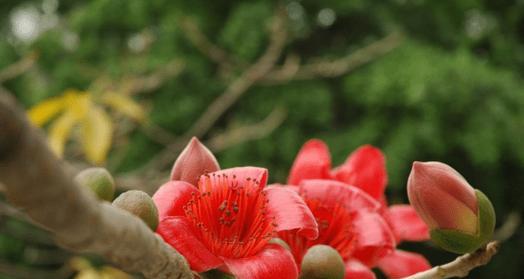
[1,0,523,278]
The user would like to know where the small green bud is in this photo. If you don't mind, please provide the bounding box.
[300,245,345,279]
[112,190,159,231]
[75,168,115,201]
[430,190,496,254]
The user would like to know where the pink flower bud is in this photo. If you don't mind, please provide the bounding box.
[170,137,220,186]
[407,161,495,253]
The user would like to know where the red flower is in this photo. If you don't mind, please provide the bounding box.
[285,139,431,278]
[278,180,396,279]
[153,139,318,279]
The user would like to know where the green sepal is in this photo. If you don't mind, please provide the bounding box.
[430,189,496,254]
[430,228,481,254]
[475,189,496,245]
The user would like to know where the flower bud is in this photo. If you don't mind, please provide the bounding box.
[170,137,220,186]
[300,245,345,279]
[75,167,115,201]
[112,190,159,230]
[407,161,496,254]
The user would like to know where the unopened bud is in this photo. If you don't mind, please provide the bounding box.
[300,245,345,279]
[170,137,220,186]
[112,190,159,230]
[408,161,496,253]
[75,167,115,201]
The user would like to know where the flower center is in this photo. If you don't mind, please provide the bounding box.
[280,198,356,264]
[183,173,276,258]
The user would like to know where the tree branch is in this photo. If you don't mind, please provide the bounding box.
[0,260,73,279]
[206,106,287,152]
[261,32,403,84]
[403,241,500,279]
[493,212,520,242]
[0,53,38,83]
[0,93,193,279]
[115,107,286,194]
[142,7,288,173]
[179,18,236,71]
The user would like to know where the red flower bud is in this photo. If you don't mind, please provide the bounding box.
[170,137,220,186]
[407,161,495,253]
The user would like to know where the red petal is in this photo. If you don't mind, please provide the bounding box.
[299,179,381,213]
[351,211,395,267]
[377,250,431,278]
[200,167,268,192]
[152,181,199,219]
[156,216,223,272]
[288,139,332,185]
[264,186,318,239]
[222,243,298,279]
[345,259,376,279]
[332,145,387,200]
[386,205,430,242]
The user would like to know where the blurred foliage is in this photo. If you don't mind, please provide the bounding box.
[27,89,144,164]
[1,0,524,278]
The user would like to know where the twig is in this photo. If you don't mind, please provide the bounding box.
[0,260,73,279]
[0,200,30,221]
[493,212,521,242]
[0,202,55,247]
[115,107,286,193]
[90,59,185,96]
[261,32,403,84]
[0,93,192,279]
[184,8,287,139]
[127,59,185,95]
[206,106,287,152]
[0,53,38,83]
[140,121,178,146]
[142,7,288,173]
[403,241,500,279]
[179,18,236,71]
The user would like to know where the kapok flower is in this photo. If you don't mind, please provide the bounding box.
[407,161,496,254]
[153,139,318,279]
[278,180,395,279]
[286,139,431,278]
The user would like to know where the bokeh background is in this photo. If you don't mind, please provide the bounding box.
[1,0,523,278]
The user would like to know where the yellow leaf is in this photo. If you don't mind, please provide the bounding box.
[100,266,130,279]
[27,96,66,127]
[48,110,78,157]
[75,269,101,279]
[47,92,91,157]
[69,257,93,271]
[80,104,113,165]
[63,90,91,119]
[100,92,145,122]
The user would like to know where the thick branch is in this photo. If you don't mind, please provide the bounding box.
[261,32,403,84]
[0,93,192,279]
[403,241,500,279]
